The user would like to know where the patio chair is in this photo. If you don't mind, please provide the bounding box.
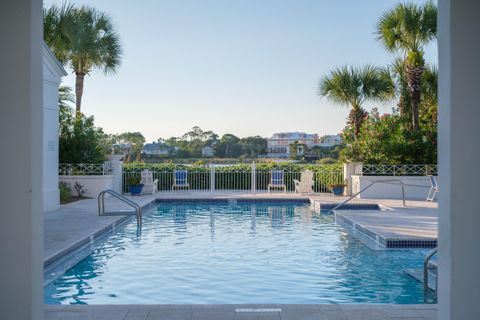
[426,175,439,202]
[268,170,286,194]
[172,170,190,190]
[141,169,158,195]
[293,170,314,194]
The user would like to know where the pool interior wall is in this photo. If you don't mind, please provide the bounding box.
[44,199,434,304]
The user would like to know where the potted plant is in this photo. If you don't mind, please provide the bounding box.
[128,176,143,196]
[330,183,347,196]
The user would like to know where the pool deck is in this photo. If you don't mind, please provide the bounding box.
[44,192,438,320]
[45,304,437,320]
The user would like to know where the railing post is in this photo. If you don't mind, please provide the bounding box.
[210,165,215,191]
[251,162,256,194]
[343,162,361,196]
[106,156,124,194]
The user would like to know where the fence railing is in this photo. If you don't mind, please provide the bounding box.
[122,163,344,194]
[356,164,437,176]
[59,163,112,176]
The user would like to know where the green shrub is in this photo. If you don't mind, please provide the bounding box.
[59,182,71,202]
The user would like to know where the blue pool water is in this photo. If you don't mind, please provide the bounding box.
[45,201,430,304]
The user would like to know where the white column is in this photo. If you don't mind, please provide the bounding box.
[0,1,43,320]
[110,160,124,194]
[343,162,361,196]
[438,1,480,319]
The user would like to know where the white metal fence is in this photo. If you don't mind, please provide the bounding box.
[356,164,437,176]
[59,162,113,176]
[122,163,344,194]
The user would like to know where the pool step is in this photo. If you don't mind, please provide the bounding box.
[405,268,437,291]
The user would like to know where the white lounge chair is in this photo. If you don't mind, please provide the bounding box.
[268,170,286,194]
[293,170,314,194]
[426,175,438,202]
[141,169,158,195]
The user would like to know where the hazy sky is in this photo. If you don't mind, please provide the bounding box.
[46,0,437,142]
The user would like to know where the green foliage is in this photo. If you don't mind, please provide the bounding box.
[239,136,268,157]
[319,65,394,137]
[59,182,71,202]
[316,157,338,165]
[339,108,437,164]
[164,127,267,159]
[44,2,122,111]
[376,1,437,132]
[114,132,146,161]
[59,111,110,164]
[376,1,437,64]
[128,176,142,186]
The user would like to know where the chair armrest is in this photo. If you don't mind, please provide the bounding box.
[153,179,159,184]
[293,179,300,186]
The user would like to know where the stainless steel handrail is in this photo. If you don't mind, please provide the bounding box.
[424,247,438,296]
[327,179,407,213]
[98,189,142,229]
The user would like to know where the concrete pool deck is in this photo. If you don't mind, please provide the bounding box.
[333,207,437,249]
[45,304,437,320]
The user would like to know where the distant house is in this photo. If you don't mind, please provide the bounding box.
[267,132,319,159]
[318,135,342,147]
[202,146,215,157]
[142,142,171,155]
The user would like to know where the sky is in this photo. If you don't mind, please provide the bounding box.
[46,0,437,142]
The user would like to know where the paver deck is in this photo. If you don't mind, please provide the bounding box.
[45,304,437,320]
[336,207,437,239]
[43,194,157,265]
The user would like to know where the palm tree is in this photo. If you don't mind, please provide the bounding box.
[376,1,437,131]
[421,64,438,126]
[44,4,122,113]
[58,85,75,122]
[319,65,394,138]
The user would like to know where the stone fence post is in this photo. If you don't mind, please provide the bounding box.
[106,155,124,194]
[343,162,362,196]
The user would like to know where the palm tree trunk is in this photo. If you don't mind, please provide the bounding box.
[348,107,368,139]
[406,65,425,131]
[75,72,86,113]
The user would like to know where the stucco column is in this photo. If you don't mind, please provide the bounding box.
[438,0,480,319]
[0,1,43,319]
[343,162,361,196]
[106,156,124,194]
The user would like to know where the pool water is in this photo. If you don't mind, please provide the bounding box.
[45,201,430,304]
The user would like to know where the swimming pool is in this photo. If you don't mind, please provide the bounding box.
[45,200,431,304]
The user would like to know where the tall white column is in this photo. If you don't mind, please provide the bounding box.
[438,1,480,319]
[0,1,43,319]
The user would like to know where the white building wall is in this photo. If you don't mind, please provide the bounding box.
[42,45,66,212]
[0,1,44,319]
[351,175,434,200]
[59,175,115,198]
[438,1,480,319]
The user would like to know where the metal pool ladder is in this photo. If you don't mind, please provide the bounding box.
[327,179,406,213]
[424,247,438,299]
[98,189,142,230]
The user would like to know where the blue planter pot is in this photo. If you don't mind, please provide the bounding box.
[332,186,345,196]
[130,184,143,196]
